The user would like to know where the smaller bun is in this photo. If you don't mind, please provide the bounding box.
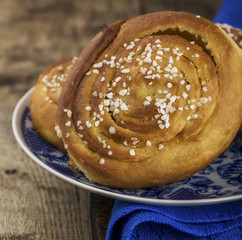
[217,23,242,130]
[217,23,242,49]
[30,58,77,151]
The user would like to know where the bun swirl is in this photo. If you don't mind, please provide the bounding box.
[56,12,242,188]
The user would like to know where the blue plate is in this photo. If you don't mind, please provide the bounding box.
[12,88,242,206]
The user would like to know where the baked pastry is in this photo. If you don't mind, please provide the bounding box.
[30,57,77,151]
[55,11,242,188]
[30,23,242,153]
[29,11,241,188]
[217,23,242,131]
[217,23,242,49]
[30,22,242,152]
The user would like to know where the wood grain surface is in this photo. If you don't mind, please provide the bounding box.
[0,0,222,239]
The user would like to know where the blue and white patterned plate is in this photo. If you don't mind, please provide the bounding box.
[12,88,242,206]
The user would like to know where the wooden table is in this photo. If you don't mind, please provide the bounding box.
[0,0,222,239]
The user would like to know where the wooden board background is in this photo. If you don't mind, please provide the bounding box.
[0,0,222,239]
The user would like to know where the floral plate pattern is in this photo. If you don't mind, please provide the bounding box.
[12,88,242,206]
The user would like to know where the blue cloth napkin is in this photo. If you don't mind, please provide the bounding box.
[106,200,242,240]
[106,1,242,240]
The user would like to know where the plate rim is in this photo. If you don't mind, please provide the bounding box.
[12,88,242,206]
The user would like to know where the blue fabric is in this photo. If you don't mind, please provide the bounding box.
[214,0,242,28]
[106,1,242,240]
[106,200,242,240]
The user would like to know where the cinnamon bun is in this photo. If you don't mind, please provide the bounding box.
[33,12,242,188]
